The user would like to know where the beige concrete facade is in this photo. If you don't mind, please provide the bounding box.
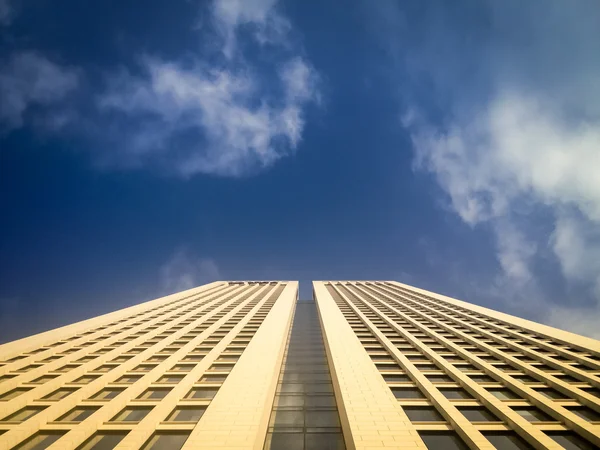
[0,282,297,450]
[314,281,600,450]
[1,279,599,449]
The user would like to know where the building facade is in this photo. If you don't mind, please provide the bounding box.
[0,280,599,450]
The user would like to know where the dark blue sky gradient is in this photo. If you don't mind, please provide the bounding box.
[3,0,594,342]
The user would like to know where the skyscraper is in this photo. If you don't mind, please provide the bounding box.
[1,281,599,450]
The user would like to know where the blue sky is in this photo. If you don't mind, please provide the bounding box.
[1,0,600,342]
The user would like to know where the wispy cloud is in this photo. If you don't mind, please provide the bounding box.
[0,52,79,130]
[374,0,600,335]
[1,0,319,178]
[93,0,319,177]
[159,248,221,294]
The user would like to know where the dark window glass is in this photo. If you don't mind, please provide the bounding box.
[264,432,304,450]
[57,406,100,422]
[566,406,600,422]
[404,406,444,422]
[305,395,336,408]
[488,388,521,400]
[0,388,31,400]
[545,431,596,450]
[458,406,500,422]
[439,388,473,399]
[305,432,346,450]
[42,388,77,401]
[511,407,555,422]
[138,388,171,400]
[305,410,341,428]
[1,406,46,422]
[30,375,58,384]
[72,375,100,384]
[186,387,219,399]
[468,374,496,383]
[115,375,142,383]
[200,374,228,383]
[166,407,207,422]
[425,375,453,383]
[111,407,153,422]
[483,432,534,450]
[142,433,190,450]
[13,431,66,450]
[269,410,304,428]
[156,375,184,383]
[383,374,411,382]
[511,375,539,383]
[418,431,468,450]
[77,432,128,450]
[535,388,570,399]
[90,388,124,400]
[391,387,426,399]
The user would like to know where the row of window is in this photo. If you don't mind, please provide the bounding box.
[326,283,599,450]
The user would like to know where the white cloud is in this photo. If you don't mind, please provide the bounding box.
[98,56,318,177]
[211,0,289,58]
[389,1,600,336]
[94,0,319,178]
[159,249,221,294]
[0,52,79,130]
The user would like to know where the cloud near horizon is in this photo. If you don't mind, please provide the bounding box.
[376,0,600,337]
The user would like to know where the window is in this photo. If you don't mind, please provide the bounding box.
[111,407,153,422]
[403,406,445,422]
[390,387,425,399]
[511,407,554,422]
[42,388,77,401]
[487,388,521,400]
[418,431,468,450]
[200,374,228,383]
[72,375,100,384]
[170,364,194,372]
[89,388,125,400]
[115,375,142,384]
[439,388,473,400]
[482,432,534,449]
[0,388,31,400]
[57,406,100,422]
[566,406,600,422]
[30,375,59,384]
[141,432,190,450]
[1,406,46,422]
[426,375,453,383]
[458,407,501,422]
[137,388,171,400]
[156,375,184,384]
[12,431,66,450]
[186,387,219,399]
[0,375,17,382]
[545,431,595,450]
[468,374,496,383]
[534,388,570,400]
[511,374,539,383]
[77,432,128,450]
[53,364,79,373]
[132,364,156,372]
[166,406,207,422]
[92,364,117,373]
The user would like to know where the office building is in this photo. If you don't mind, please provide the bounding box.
[1,280,599,449]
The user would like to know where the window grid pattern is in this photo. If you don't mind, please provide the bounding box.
[0,282,289,450]
[321,281,600,450]
[263,300,346,450]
